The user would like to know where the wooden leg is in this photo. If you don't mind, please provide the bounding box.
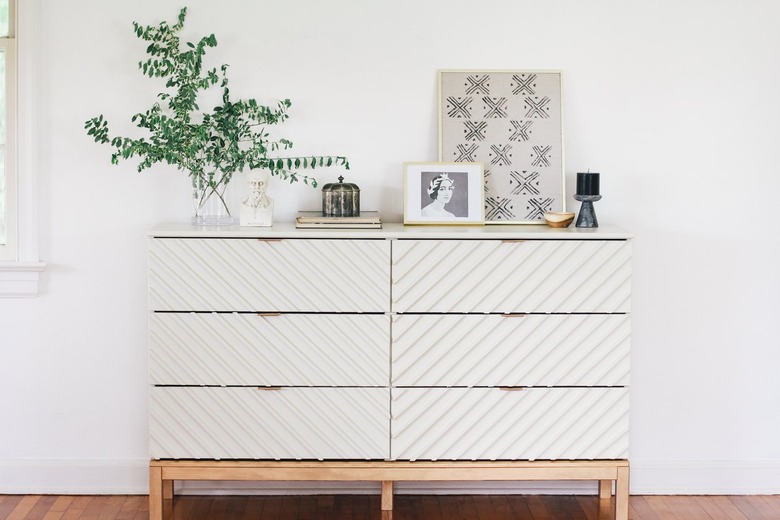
[149,465,164,520]
[163,479,174,500]
[598,479,612,500]
[615,466,630,520]
[381,481,393,520]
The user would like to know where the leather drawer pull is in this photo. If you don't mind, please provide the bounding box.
[501,239,526,243]
[257,386,282,391]
[257,312,281,317]
[499,387,525,391]
[502,313,527,318]
[257,238,283,242]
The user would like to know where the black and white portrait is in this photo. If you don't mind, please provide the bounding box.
[420,171,469,218]
[404,162,484,225]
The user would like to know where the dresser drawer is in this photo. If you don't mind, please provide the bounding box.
[392,240,631,313]
[391,387,628,461]
[151,313,390,386]
[393,314,629,387]
[150,387,390,460]
[149,238,390,312]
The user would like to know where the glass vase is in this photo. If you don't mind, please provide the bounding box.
[191,176,234,226]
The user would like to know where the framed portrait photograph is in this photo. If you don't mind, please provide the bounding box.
[403,162,484,225]
[439,70,565,224]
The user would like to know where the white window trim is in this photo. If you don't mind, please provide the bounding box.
[0,0,45,297]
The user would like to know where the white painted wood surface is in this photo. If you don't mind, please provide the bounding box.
[148,238,391,312]
[150,387,390,460]
[149,223,633,240]
[149,224,631,462]
[391,388,629,461]
[150,313,390,386]
[392,240,631,313]
[392,314,630,387]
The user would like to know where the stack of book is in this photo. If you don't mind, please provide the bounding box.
[295,211,382,229]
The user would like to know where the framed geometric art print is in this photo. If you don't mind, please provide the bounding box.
[439,70,565,224]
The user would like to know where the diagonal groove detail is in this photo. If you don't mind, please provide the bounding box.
[391,388,628,460]
[392,240,631,312]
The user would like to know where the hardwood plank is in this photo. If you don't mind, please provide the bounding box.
[206,496,247,520]
[315,495,335,520]
[562,496,589,520]
[259,496,289,520]
[98,496,128,520]
[437,495,461,520]
[369,494,382,520]
[59,496,92,520]
[420,496,443,520]
[49,497,76,514]
[506,495,534,520]
[15,495,57,520]
[659,496,711,520]
[241,497,265,520]
[760,495,780,516]
[182,496,212,520]
[628,496,661,520]
[296,496,318,520]
[525,495,554,520]
[645,496,683,520]
[115,496,145,520]
[350,495,372,520]
[5,495,41,520]
[543,496,575,520]
[394,495,420,520]
[574,495,613,520]
[4,494,780,519]
[455,495,480,520]
[698,496,747,520]
[477,495,507,520]
[729,495,779,520]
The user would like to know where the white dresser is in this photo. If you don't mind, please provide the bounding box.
[147,223,632,519]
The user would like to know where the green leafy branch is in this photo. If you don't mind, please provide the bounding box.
[84,7,349,215]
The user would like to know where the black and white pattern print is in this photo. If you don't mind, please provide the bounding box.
[440,71,563,222]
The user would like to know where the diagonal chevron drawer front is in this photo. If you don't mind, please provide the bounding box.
[391,387,628,461]
[149,239,390,312]
[150,313,389,386]
[393,314,630,387]
[150,387,390,460]
[392,240,631,313]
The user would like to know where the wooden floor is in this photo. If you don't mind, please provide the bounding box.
[1,494,779,520]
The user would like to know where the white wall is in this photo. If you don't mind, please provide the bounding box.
[1,0,779,495]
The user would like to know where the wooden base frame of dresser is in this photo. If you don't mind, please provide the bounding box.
[149,460,630,520]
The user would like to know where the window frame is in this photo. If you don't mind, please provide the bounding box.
[0,0,45,297]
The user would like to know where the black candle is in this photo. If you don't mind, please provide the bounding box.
[576,172,600,196]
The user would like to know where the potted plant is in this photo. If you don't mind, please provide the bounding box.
[84,8,349,224]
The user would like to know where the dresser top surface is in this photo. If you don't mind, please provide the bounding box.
[150,222,632,240]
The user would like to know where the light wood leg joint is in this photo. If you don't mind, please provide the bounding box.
[381,480,394,518]
[598,479,612,500]
[149,466,164,520]
[615,465,630,520]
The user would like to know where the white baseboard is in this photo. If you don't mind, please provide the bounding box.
[630,460,780,495]
[2,459,778,495]
[0,459,149,494]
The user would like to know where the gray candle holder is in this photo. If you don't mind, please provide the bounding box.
[574,194,601,228]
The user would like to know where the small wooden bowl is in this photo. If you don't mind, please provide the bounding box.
[544,211,575,228]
